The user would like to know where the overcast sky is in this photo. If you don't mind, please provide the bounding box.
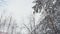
[0,0,34,26]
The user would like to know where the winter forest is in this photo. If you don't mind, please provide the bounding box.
[0,0,60,34]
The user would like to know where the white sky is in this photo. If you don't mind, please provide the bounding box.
[0,0,34,26]
[8,0,34,24]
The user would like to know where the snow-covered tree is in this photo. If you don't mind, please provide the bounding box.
[32,0,60,34]
[0,15,18,34]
